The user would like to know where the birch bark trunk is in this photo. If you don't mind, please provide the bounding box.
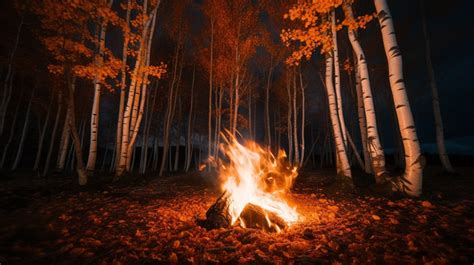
[299,68,305,168]
[331,9,348,149]
[354,59,371,173]
[286,70,293,164]
[292,68,299,165]
[208,19,214,170]
[374,0,423,196]
[116,3,159,177]
[86,0,114,171]
[115,0,132,170]
[325,53,352,178]
[343,2,387,180]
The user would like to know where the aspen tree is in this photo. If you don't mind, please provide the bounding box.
[374,0,423,196]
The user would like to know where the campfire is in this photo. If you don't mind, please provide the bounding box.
[200,133,299,232]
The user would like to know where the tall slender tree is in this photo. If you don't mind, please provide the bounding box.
[86,0,115,171]
[342,1,387,181]
[420,0,454,173]
[374,0,423,196]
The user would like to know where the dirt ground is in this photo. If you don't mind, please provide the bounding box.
[0,167,473,264]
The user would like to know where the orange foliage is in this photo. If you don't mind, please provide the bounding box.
[199,0,262,88]
[281,0,374,66]
[31,0,120,85]
[31,0,166,91]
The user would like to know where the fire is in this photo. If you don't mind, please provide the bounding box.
[214,132,299,231]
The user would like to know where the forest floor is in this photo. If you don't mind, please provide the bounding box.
[0,167,473,264]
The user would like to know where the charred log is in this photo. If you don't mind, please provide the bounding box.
[198,192,286,232]
[197,192,232,230]
[238,203,286,233]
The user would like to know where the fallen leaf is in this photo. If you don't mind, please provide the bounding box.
[169,252,178,264]
[172,240,180,249]
[69,247,87,256]
[421,201,434,209]
[372,215,381,221]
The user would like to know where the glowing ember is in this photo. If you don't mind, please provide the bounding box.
[213,132,299,231]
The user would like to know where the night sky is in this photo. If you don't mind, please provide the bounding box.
[0,0,473,153]
[370,0,474,149]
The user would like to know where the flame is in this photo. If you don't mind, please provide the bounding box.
[214,132,299,230]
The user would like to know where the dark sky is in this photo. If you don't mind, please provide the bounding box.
[2,0,472,153]
[342,0,474,150]
[390,0,474,140]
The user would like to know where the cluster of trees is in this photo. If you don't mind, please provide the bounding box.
[0,0,452,197]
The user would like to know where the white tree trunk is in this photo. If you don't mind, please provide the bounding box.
[299,68,306,168]
[354,59,372,173]
[207,19,214,170]
[286,71,293,164]
[331,9,348,149]
[325,53,352,178]
[420,0,454,173]
[114,0,132,170]
[116,57,140,176]
[127,79,148,171]
[344,3,387,181]
[292,68,299,165]
[86,80,101,171]
[86,0,113,171]
[116,4,158,177]
[374,0,423,196]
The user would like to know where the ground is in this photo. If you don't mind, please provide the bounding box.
[0,168,473,264]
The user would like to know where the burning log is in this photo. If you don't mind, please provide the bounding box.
[198,192,233,229]
[198,132,299,232]
[198,192,287,233]
[238,203,286,233]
